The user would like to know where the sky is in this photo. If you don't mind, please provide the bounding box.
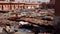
[15,0,50,2]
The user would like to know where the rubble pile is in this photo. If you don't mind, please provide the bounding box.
[8,8,55,25]
[0,5,55,34]
[7,8,55,34]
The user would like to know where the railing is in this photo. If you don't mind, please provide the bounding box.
[0,2,38,11]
